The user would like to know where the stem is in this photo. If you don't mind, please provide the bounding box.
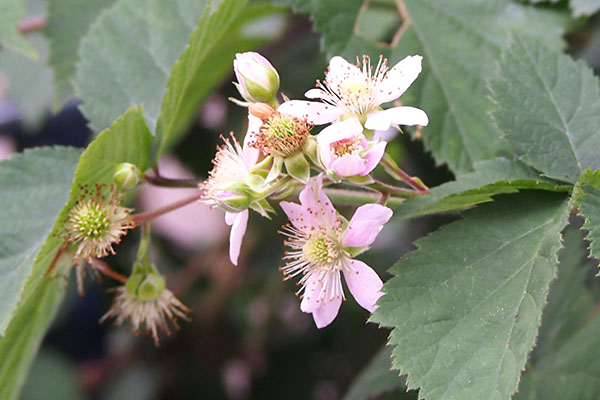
[323,188,405,207]
[381,154,429,193]
[143,171,202,188]
[368,179,423,198]
[18,15,46,34]
[90,259,127,283]
[131,192,203,223]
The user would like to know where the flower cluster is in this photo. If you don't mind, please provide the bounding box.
[203,51,429,328]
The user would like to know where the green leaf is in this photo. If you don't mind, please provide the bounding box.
[0,147,80,334]
[74,0,210,133]
[395,158,571,219]
[343,346,409,400]
[371,191,572,400]
[571,0,600,16]
[155,0,278,158]
[21,351,85,400]
[0,107,153,400]
[0,0,36,58]
[293,0,569,173]
[515,228,600,399]
[490,34,600,184]
[44,0,117,106]
[575,170,600,264]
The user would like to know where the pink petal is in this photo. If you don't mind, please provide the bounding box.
[377,55,423,103]
[226,210,248,266]
[299,176,337,227]
[317,117,364,169]
[300,272,324,313]
[312,295,342,328]
[364,106,429,131]
[280,201,318,231]
[278,100,342,125]
[342,204,393,247]
[243,114,262,167]
[361,140,387,176]
[331,154,366,177]
[343,260,384,312]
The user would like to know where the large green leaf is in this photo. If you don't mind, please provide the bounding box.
[0,147,80,334]
[0,0,36,58]
[155,0,278,158]
[44,0,117,106]
[371,191,572,400]
[395,158,571,219]
[575,170,600,264]
[515,228,600,399]
[74,0,210,133]
[286,0,569,173]
[0,107,153,400]
[571,0,600,16]
[490,34,600,184]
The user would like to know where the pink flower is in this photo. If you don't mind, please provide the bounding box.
[278,55,428,130]
[317,116,386,177]
[279,176,393,328]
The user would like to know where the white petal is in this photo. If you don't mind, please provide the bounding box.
[364,106,429,131]
[305,88,327,99]
[228,210,248,266]
[312,295,342,328]
[326,56,363,91]
[343,260,384,312]
[243,114,262,167]
[300,273,324,313]
[377,55,423,103]
[278,100,342,125]
[342,204,393,247]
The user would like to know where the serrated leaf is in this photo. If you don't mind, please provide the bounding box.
[44,0,117,107]
[371,191,571,400]
[74,0,210,133]
[395,158,571,219]
[0,0,36,58]
[288,0,569,173]
[343,346,409,400]
[0,146,80,334]
[0,107,153,400]
[490,34,600,184]
[515,228,600,399]
[571,0,600,16]
[575,170,600,264]
[155,0,279,158]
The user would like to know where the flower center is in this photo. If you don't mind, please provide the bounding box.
[303,234,337,269]
[254,112,310,157]
[331,136,363,158]
[73,201,110,239]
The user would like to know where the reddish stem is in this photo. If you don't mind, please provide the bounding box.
[131,192,203,223]
[143,171,202,188]
[381,154,429,194]
[90,259,127,283]
[18,15,46,34]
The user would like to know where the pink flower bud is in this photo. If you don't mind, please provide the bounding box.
[234,52,280,103]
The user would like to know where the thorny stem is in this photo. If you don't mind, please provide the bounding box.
[131,192,203,223]
[381,153,429,193]
[90,259,127,284]
[143,170,202,188]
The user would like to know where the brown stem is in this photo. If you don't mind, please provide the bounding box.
[143,171,202,188]
[381,154,429,193]
[131,192,203,223]
[90,259,127,283]
[18,15,46,34]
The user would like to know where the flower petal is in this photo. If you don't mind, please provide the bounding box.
[317,117,363,145]
[377,55,423,103]
[226,210,248,266]
[300,272,324,313]
[343,260,384,312]
[299,176,337,227]
[280,201,317,231]
[361,140,387,176]
[331,154,366,177]
[243,114,262,167]
[326,56,363,92]
[278,100,342,125]
[364,106,429,131]
[312,295,342,329]
[305,88,328,100]
[342,204,393,247]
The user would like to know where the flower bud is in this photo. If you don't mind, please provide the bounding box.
[211,182,253,213]
[113,163,141,189]
[234,52,280,103]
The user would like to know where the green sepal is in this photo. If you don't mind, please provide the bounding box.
[266,156,283,183]
[345,174,375,186]
[284,152,310,183]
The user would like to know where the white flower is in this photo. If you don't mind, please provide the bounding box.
[278,55,429,131]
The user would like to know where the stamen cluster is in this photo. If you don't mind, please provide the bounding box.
[252,112,311,158]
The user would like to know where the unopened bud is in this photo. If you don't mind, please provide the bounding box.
[212,182,253,213]
[234,52,280,103]
[113,163,141,189]
[249,103,276,121]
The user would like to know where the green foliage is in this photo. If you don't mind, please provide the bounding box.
[155,0,278,158]
[44,0,117,106]
[74,0,210,133]
[395,158,571,219]
[515,228,600,399]
[285,0,569,174]
[576,170,600,264]
[21,351,85,400]
[0,0,36,58]
[0,147,80,334]
[371,192,572,400]
[490,34,600,184]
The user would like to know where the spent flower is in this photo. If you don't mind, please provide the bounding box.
[279,176,392,328]
[279,55,429,130]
